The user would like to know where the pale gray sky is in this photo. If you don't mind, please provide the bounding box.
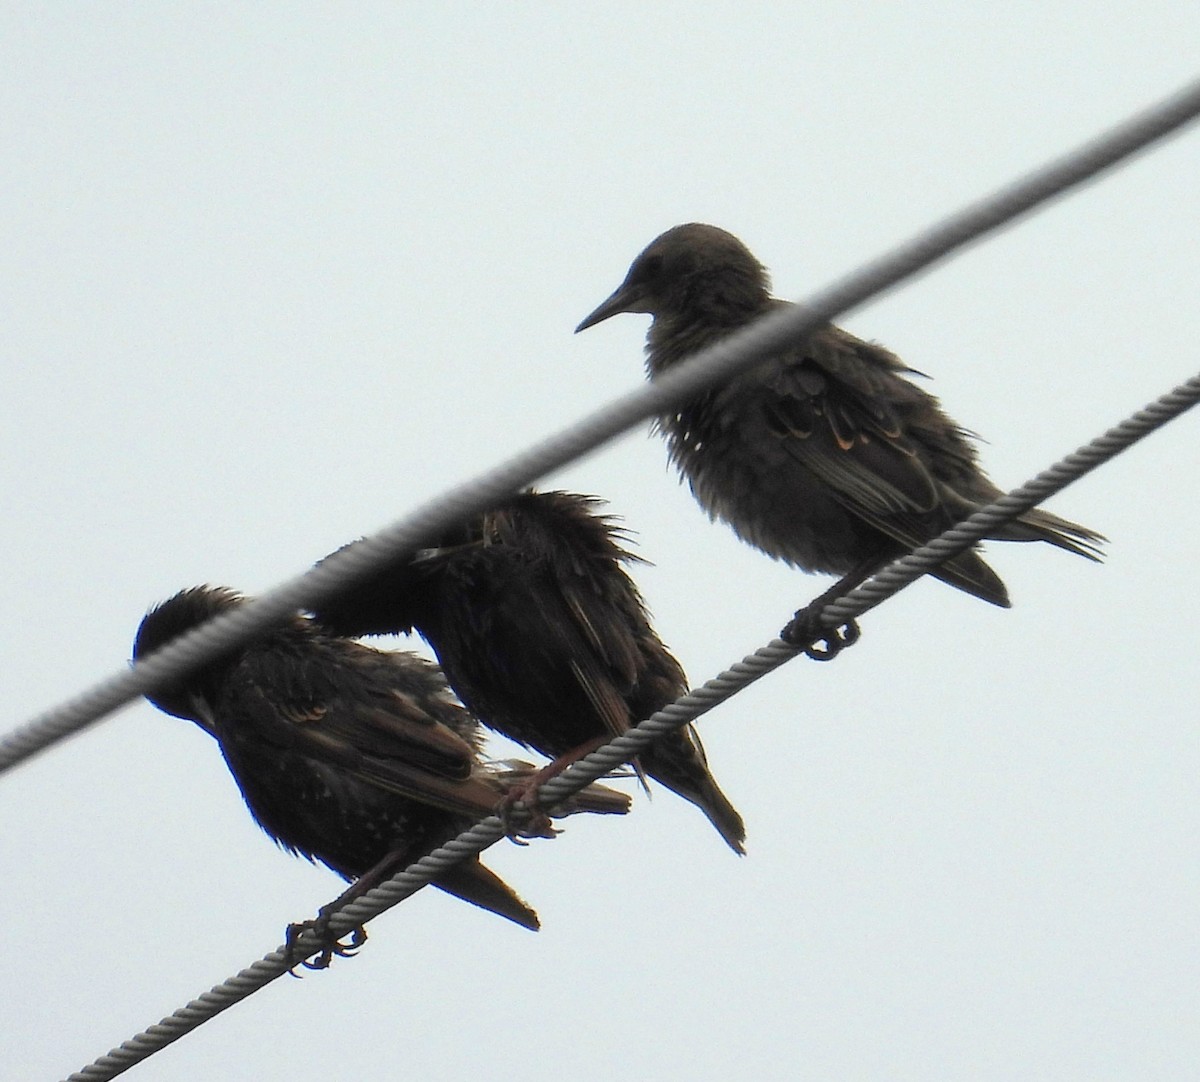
[3,6,1198,1081]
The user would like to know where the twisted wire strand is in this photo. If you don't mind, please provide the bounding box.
[8,75,1200,778]
[63,367,1199,1081]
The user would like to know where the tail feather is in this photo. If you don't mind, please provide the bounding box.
[491,759,633,817]
[433,858,540,931]
[1002,508,1107,562]
[545,780,633,817]
[642,727,746,855]
[932,549,1012,609]
[930,503,1104,606]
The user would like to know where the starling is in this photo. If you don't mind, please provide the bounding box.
[576,223,1104,643]
[312,490,747,855]
[134,586,630,960]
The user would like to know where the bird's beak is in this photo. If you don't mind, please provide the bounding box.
[574,280,647,333]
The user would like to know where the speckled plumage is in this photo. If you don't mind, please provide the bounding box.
[134,585,573,933]
[313,490,747,854]
[576,223,1104,610]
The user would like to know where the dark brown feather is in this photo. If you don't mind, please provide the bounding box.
[134,586,556,931]
[576,223,1105,610]
[311,490,747,854]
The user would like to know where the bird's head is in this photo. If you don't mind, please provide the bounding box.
[575,223,771,332]
[132,585,245,729]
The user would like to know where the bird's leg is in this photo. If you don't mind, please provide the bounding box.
[781,560,878,659]
[284,855,410,973]
[495,737,611,842]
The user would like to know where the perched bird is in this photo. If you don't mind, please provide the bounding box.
[134,586,631,964]
[576,223,1104,644]
[312,490,747,855]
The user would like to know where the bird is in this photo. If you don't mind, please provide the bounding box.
[133,585,631,966]
[575,223,1104,648]
[311,489,747,855]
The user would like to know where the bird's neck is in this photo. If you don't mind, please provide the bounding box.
[645,297,771,376]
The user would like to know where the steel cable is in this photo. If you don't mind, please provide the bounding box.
[63,366,1200,1081]
[7,75,1200,777]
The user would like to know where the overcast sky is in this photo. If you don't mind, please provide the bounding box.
[3,6,1199,1081]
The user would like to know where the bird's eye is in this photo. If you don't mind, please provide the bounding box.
[632,253,664,283]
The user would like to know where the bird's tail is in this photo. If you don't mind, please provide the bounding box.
[932,549,1013,608]
[1000,508,1107,562]
[930,504,1104,607]
[433,858,541,931]
[642,726,746,855]
[491,758,633,817]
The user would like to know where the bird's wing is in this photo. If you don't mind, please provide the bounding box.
[761,329,951,549]
[506,580,632,743]
[485,497,645,744]
[555,539,653,742]
[225,661,507,821]
[760,329,1015,604]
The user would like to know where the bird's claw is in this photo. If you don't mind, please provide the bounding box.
[284,914,367,975]
[495,787,559,844]
[781,609,861,660]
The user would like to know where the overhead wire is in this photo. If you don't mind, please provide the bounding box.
[5,74,1200,777]
[63,365,1200,1082]
[1,73,1187,1080]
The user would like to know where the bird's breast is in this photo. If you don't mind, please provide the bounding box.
[661,397,875,576]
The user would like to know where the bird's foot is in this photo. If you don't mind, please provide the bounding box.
[781,607,861,660]
[283,910,367,974]
[494,741,609,841]
[495,782,560,844]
